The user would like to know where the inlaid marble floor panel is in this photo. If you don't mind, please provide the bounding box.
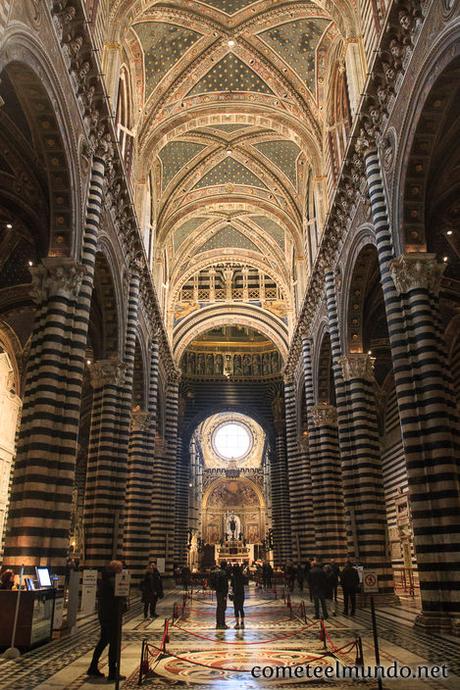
[1,585,459,689]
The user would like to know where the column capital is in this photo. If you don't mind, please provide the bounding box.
[90,359,126,389]
[31,257,87,303]
[339,353,375,382]
[389,253,445,296]
[310,402,337,427]
[131,409,151,432]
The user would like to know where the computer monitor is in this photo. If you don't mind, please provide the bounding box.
[35,567,52,588]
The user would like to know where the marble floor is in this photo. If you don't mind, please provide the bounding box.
[0,584,459,690]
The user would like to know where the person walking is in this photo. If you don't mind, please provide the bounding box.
[141,561,163,619]
[296,563,304,592]
[340,560,360,616]
[304,559,312,602]
[212,561,229,629]
[323,563,338,616]
[330,559,340,604]
[262,561,273,589]
[87,560,126,682]
[308,559,328,620]
[231,564,248,629]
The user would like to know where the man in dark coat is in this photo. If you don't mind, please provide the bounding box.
[340,560,360,616]
[308,559,328,619]
[141,561,163,618]
[212,561,229,629]
[87,560,126,681]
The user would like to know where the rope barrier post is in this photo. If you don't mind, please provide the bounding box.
[370,596,383,690]
[162,618,170,654]
[355,635,364,668]
[138,639,146,686]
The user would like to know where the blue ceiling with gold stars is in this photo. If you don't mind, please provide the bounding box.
[199,226,261,253]
[159,141,207,188]
[254,140,300,187]
[198,0,259,15]
[193,157,268,189]
[174,217,208,250]
[258,18,331,92]
[188,54,273,96]
[133,22,202,98]
[251,216,285,249]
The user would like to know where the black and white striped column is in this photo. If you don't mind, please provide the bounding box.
[284,376,315,562]
[271,393,292,565]
[84,359,126,567]
[150,375,179,576]
[124,339,159,580]
[325,271,393,593]
[4,151,109,572]
[364,146,460,626]
[174,432,189,567]
[301,335,346,562]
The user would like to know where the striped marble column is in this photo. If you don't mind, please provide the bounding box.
[284,377,314,562]
[271,393,292,565]
[364,145,460,626]
[174,433,189,566]
[301,335,346,562]
[325,271,393,593]
[84,359,126,566]
[150,376,179,575]
[124,339,159,580]
[3,152,109,572]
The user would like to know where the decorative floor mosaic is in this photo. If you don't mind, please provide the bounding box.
[0,586,459,689]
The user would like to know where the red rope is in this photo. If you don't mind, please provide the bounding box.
[170,620,318,645]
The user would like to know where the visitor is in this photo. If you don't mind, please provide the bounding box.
[330,559,340,603]
[211,561,229,629]
[231,564,248,629]
[296,562,304,592]
[308,559,328,620]
[87,560,126,682]
[141,561,163,619]
[340,560,360,616]
[262,561,273,589]
[323,563,338,616]
[304,559,312,601]
[285,561,296,592]
[181,564,192,592]
[0,569,14,590]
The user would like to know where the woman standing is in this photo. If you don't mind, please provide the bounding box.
[231,564,248,629]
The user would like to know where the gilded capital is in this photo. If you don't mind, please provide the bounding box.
[339,353,375,382]
[90,359,126,389]
[131,410,151,432]
[389,253,445,296]
[310,403,337,427]
[31,257,87,303]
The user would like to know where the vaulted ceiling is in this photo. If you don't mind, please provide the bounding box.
[107,0,359,360]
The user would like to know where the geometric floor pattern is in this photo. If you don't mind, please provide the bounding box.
[1,585,459,689]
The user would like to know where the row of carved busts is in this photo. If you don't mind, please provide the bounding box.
[181,350,281,378]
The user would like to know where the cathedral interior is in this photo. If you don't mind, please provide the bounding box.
[0,0,460,688]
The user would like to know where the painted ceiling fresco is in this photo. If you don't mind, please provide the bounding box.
[188,54,274,96]
[258,18,331,91]
[121,0,345,347]
[133,22,202,98]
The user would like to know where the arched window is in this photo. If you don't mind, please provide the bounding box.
[115,67,134,177]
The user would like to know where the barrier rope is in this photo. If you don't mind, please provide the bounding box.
[170,619,318,645]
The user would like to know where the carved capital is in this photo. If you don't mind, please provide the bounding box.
[90,359,126,389]
[389,253,445,296]
[131,410,151,432]
[339,354,375,382]
[31,257,87,303]
[355,127,377,158]
[310,403,337,427]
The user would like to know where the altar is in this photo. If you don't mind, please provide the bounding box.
[216,538,252,565]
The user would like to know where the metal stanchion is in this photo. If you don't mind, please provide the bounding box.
[370,596,383,690]
[3,564,24,659]
[115,598,123,690]
[138,639,146,686]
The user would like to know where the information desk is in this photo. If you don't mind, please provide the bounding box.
[0,589,61,650]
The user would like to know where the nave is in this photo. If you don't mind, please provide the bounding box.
[0,584,458,690]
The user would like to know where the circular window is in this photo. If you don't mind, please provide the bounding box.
[213,422,252,460]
